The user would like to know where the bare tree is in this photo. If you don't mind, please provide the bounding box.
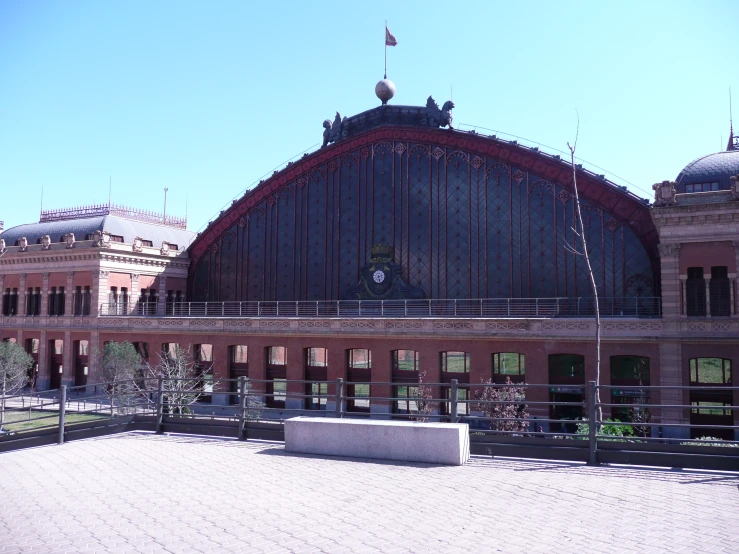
[100,341,141,414]
[142,345,205,414]
[566,117,603,424]
[474,378,529,433]
[410,371,435,422]
[0,341,33,428]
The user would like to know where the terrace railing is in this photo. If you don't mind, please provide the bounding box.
[2,377,737,470]
[99,297,662,318]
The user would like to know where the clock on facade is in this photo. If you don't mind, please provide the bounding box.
[372,270,385,283]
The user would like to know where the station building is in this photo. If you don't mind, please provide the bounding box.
[1,95,738,438]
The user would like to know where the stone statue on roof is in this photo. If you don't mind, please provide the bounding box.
[423,96,455,129]
[322,112,347,148]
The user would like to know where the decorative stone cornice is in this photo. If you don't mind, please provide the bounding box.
[657,243,681,257]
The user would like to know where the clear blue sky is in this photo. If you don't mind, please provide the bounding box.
[1,0,736,235]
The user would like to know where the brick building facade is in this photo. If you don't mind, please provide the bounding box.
[1,102,738,439]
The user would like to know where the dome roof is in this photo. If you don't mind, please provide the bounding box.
[0,215,195,250]
[675,150,739,192]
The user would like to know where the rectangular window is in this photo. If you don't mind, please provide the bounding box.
[686,267,706,317]
[306,382,328,411]
[109,235,124,243]
[689,358,731,384]
[392,350,418,372]
[82,286,91,315]
[133,342,150,359]
[57,287,65,315]
[266,347,287,408]
[26,338,39,354]
[349,349,371,368]
[347,349,371,413]
[691,401,731,416]
[306,347,328,367]
[270,378,287,407]
[493,353,525,376]
[610,356,650,382]
[231,345,248,364]
[141,240,153,247]
[441,351,469,373]
[268,346,286,365]
[74,286,83,316]
[709,266,730,317]
[2,289,10,316]
[48,287,57,316]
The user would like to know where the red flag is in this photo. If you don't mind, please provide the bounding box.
[385,27,397,47]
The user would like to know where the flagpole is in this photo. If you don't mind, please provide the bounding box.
[384,20,387,79]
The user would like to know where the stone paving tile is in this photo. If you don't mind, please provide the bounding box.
[0,432,738,553]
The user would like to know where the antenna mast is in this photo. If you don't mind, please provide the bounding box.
[163,187,169,225]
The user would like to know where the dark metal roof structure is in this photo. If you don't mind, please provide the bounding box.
[0,215,196,250]
[675,150,739,190]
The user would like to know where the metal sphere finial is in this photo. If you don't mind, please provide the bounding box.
[375,78,396,105]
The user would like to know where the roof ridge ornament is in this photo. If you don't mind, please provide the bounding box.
[322,112,347,148]
[652,181,677,207]
[423,96,455,129]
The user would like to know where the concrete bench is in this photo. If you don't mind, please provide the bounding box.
[284,417,470,466]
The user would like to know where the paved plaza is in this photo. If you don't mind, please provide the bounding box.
[1,432,738,553]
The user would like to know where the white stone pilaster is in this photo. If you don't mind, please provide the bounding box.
[64,272,74,316]
[40,273,50,316]
[657,244,681,319]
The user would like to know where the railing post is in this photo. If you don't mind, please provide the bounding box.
[238,376,247,440]
[577,297,581,316]
[535,298,539,317]
[404,299,407,317]
[635,297,639,318]
[188,302,191,317]
[58,385,67,445]
[155,376,164,434]
[450,379,459,423]
[587,380,598,465]
[335,378,343,418]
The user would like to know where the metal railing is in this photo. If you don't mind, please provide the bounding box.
[2,378,736,469]
[99,296,662,318]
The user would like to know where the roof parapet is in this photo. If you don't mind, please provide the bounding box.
[39,203,187,229]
